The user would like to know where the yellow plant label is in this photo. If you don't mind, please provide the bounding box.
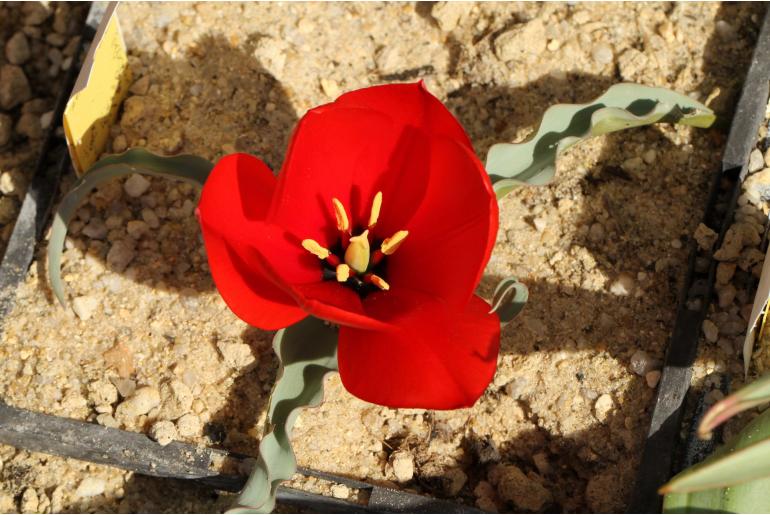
[63,2,132,176]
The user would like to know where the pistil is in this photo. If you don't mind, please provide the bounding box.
[344,230,370,274]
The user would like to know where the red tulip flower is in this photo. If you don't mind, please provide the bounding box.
[197,82,500,409]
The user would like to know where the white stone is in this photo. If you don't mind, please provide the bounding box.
[391,450,414,482]
[72,295,99,321]
[123,173,151,198]
[594,394,614,422]
[115,386,160,419]
[749,149,765,173]
[609,273,634,296]
[74,477,105,498]
[331,484,350,499]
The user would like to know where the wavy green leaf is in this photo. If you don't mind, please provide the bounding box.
[662,409,770,513]
[489,277,528,324]
[229,317,338,513]
[486,83,716,199]
[698,374,770,439]
[48,148,213,307]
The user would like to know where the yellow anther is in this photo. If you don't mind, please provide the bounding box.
[368,191,383,228]
[301,239,330,260]
[336,264,350,282]
[369,274,390,291]
[344,230,370,274]
[380,230,409,255]
[332,198,350,232]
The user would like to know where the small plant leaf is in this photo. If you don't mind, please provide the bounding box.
[485,83,716,199]
[229,317,338,514]
[662,409,770,513]
[698,373,770,439]
[48,148,213,307]
[489,277,528,324]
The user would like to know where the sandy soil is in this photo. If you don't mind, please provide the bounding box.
[0,2,764,513]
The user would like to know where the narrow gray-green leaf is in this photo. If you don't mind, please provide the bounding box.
[229,317,338,514]
[48,148,213,307]
[489,277,528,324]
[486,83,716,199]
[698,373,770,438]
[663,409,770,513]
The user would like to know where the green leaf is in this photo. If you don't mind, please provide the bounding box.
[229,317,339,514]
[662,409,770,513]
[489,276,528,324]
[48,148,213,307]
[485,83,716,199]
[698,374,770,439]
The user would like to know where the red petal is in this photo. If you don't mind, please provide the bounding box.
[200,225,305,330]
[334,82,473,151]
[267,107,431,243]
[387,136,498,306]
[199,153,276,224]
[337,291,500,409]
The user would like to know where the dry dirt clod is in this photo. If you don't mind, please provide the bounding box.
[490,464,552,512]
[494,20,546,63]
[176,413,202,437]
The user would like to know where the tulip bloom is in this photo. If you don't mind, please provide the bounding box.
[197,82,500,409]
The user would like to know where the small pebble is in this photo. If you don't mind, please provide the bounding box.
[645,370,661,388]
[124,173,151,197]
[74,477,106,498]
[591,43,613,65]
[112,134,128,153]
[391,450,414,482]
[0,64,32,110]
[176,413,202,437]
[609,273,634,296]
[749,149,765,173]
[642,149,657,164]
[715,20,735,39]
[72,295,99,321]
[594,394,614,422]
[40,110,54,130]
[149,420,178,446]
[629,350,655,376]
[330,484,350,499]
[5,32,31,65]
[588,222,605,243]
[702,319,719,343]
[115,386,160,418]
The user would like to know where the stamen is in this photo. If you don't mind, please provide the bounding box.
[344,230,370,274]
[368,191,383,228]
[332,198,350,233]
[336,264,350,282]
[381,230,409,255]
[301,239,330,259]
[365,273,390,291]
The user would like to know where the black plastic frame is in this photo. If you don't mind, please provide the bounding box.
[629,6,770,513]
